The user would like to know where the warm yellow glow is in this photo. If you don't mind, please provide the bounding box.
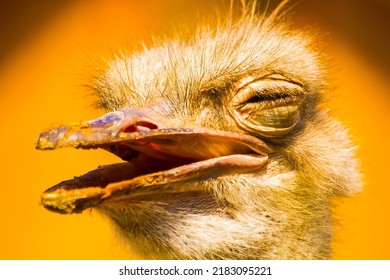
[0,0,388,259]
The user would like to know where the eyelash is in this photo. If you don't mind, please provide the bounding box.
[245,92,290,103]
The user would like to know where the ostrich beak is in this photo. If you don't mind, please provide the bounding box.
[36,102,270,214]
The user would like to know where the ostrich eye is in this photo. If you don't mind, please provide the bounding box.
[230,77,303,137]
[240,103,299,128]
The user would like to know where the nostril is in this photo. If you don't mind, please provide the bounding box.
[121,121,158,133]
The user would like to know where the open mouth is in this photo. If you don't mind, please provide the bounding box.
[36,106,271,214]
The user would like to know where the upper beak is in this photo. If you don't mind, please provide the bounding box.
[36,102,271,214]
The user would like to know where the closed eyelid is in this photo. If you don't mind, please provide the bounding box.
[235,74,303,92]
[232,81,304,107]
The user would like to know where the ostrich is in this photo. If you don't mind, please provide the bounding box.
[36,1,361,259]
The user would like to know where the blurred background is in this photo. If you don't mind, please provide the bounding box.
[0,0,389,259]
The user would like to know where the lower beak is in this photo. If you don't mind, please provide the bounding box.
[36,103,270,214]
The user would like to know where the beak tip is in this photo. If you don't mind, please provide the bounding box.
[36,125,72,150]
[36,132,56,150]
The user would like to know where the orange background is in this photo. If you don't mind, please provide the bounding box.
[0,0,389,259]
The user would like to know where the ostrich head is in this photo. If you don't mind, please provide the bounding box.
[36,1,361,259]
